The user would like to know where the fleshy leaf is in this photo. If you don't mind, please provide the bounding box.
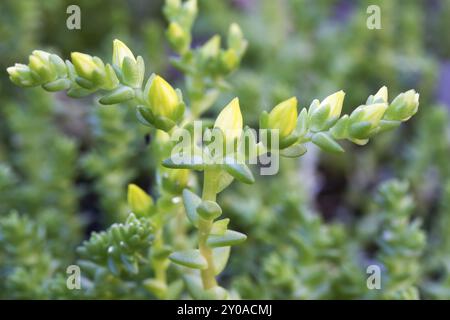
[222,158,254,184]
[207,230,247,248]
[162,155,204,170]
[280,144,307,158]
[182,189,201,227]
[213,246,231,275]
[311,132,344,153]
[169,249,207,269]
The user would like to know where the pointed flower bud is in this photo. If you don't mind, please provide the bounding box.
[348,103,388,139]
[127,184,153,217]
[373,86,388,103]
[167,22,190,53]
[71,52,102,80]
[220,49,239,73]
[147,75,182,120]
[309,91,345,131]
[112,39,136,67]
[166,0,181,10]
[201,35,221,60]
[112,39,144,88]
[214,98,243,141]
[267,97,298,139]
[184,0,198,17]
[321,90,345,119]
[228,23,247,57]
[7,64,35,87]
[28,50,57,83]
[384,90,419,121]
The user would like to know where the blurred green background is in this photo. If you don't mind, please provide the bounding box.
[1,0,450,299]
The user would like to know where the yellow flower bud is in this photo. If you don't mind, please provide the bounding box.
[229,23,243,40]
[385,90,419,121]
[184,0,198,16]
[71,52,100,80]
[228,23,247,58]
[127,184,153,216]
[221,49,238,72]
[201,35,221,59]
[348,103,388,139]
[168,22,185,40]
[148,75,180,119]
[321,90,345,118]
[351,103,388,129]
[167,22,189,53]
[363,103,387,124]
[214,98,243,141]
[112,39,136,67]
[166,0,181,9]
[7,64,34,87]
[28,55,46,72]
[267,97,298,138]
[373,86,388,103]
[28,50,56,83]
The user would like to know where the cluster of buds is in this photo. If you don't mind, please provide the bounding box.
[197,24,247,76]
[70,39,145,103]
[163,98,256,185]
[111,39,145,88]
[163,0,248,117]
[164,85,419,183]
[165,0,247,76]
[7,39,187,132]
[164,0,197,54]
[257,87,420,155]
[108,40,185,130]
[204,23,247,80]
[7,50,70,91]
[70,52,119,91]
[259,91,345,153]
[329,87,420,146]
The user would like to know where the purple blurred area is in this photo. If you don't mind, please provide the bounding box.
[438,61,450,108]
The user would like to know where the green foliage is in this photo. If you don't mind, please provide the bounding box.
[0,90,81,258]
[0,212,54,299]
[77,213,154,277]
[371,180,426,299]
[81,105,137,223]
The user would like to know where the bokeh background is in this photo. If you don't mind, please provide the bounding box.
[1,0,450,299]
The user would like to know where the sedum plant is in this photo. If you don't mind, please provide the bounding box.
[7,0,421,299]
[369,180,426,299]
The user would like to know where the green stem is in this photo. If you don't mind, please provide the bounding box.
[173,206,188,249]
[198,169,218,289]
[153,229,166,279]
[151,227,168,298]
